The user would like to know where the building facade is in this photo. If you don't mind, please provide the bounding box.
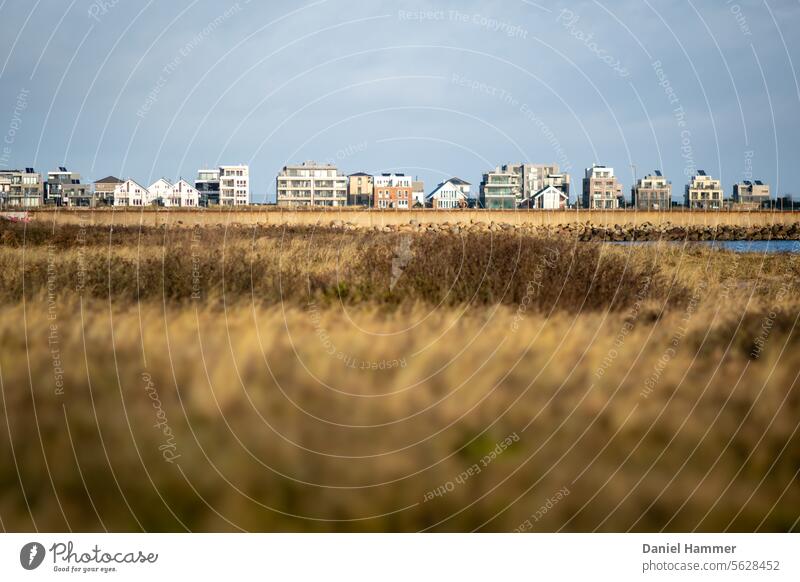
[427,178,471,209]
[45,167,92,206]
[219,165,250,206]
[733,181,770,209]
[481,163,568,208]
[195,169,220,206]
[0,169,44,207]
[412,180,425,207]
[148,179,173,205]
[685,171,723,209]
[515,164,569,199]
[93,176,123,206]
[480,166,521,209]
[373,173,413,209]
[113,179,151,207]
[582,164,622,209]
[276,161,347,207]
[520,185,569,209]
[167,179,200,207]
[632,171,672,210]
[347,173,373,207]
[148,178,200,207]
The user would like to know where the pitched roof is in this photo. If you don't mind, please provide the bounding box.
[94,176,123,184]
[117,178,148,191]
[348,172,371,177]
[427,180,468,200]
[449,177,471,185]
[532,185,568,199]
[149,178,173,189]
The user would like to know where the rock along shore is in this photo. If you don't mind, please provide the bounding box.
[314,219,800,241]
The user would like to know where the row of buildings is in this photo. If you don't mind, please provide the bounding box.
[275,161,772,210]
[0,161,773,210]
[0,165,250,208]
[274,162,473,209]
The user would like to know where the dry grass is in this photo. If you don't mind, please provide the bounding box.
[0,223,681,311]
[0,223,798,532]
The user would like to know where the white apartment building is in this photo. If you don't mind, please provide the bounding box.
[113,179,151,207]
[685,171,723,209]
[373,173,413,209]
[276,161,347,207]
[219,165,250,206]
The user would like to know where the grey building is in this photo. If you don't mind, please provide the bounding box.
[46,167,93,207]
[479,166,521,209]
[0,168,44,207]
[93,176,123,206]
[195,169,220,206]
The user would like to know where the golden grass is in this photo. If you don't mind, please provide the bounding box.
[0,223,798,532]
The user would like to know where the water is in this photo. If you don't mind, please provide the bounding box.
[610,240,800,254]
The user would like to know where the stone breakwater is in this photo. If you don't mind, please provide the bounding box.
[320,219,800,241]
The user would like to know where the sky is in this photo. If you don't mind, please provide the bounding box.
[0,0,798,203]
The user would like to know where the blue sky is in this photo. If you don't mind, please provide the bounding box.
[1,0,798,203]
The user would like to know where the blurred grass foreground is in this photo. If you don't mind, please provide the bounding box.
[0,222,798,532]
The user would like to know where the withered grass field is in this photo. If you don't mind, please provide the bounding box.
[0,222,798,532]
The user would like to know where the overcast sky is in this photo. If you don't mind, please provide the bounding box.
[1,0,798,202]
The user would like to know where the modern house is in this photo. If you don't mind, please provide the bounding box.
[0,168,44,207]
[582,164,622,209]
[480,166,521,209]
[542,172,570,198]
[374,173,413,209]
[685,171,723,209]
[514,164,568,199]
[427,178,471,209]
[632,171,672,210]
[113,179,151,207]
[276,161,347,207]
[45,167,92,207]
[219,165,250,206]
[347,172,373,207]
[195,169,220,206]
[93,176,123,206]
[732,180,770,209]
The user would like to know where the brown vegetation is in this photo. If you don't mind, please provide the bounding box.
[0,222,680,311]
[0,222,798,532]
